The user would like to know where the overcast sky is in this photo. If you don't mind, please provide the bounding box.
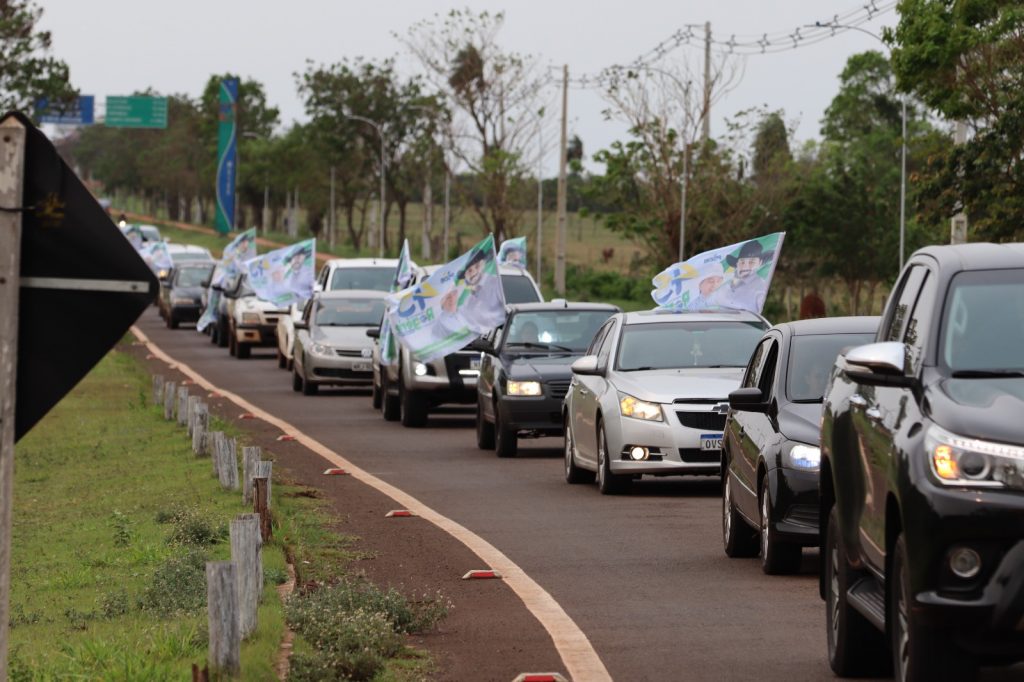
[38,0,899,174]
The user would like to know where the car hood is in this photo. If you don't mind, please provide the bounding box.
[612,368,745,404]
[314,326,374,349]
[929,377,1024,444]
[503,353,580,381]
[238,296,285,313]
[777,401,823,446]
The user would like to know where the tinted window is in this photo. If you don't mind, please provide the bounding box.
[884,266,926,342]
[587,322,610,355]
[140,226,161,242]
[941,269,1024,372]
[171,251,212,263]
[743,338,771,389]
[905,271,936,373]
[759,341,779,395]
[501,274,541,304]
[504,310,615,352]
[616,321,766,371]
[175,266,213,288]
[314,298,386,327]
[787,333,877,401]
[329,267,395,292]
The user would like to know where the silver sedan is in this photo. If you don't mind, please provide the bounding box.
[563,310,768,494]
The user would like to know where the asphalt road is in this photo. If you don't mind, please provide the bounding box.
[137,310,1019,681]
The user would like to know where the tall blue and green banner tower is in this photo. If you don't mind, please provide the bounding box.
[215,78,239,235]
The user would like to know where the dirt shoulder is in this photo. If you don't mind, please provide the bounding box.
[126,341,568,682]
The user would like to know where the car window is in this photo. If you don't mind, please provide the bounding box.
[759,341,779,396]
[941,268,1024,373]
[504,310,614,352]
[884,265,926,342]
[617,321,766,371]
[904,271,936,374]
[174,267,212,288]
[587,321,610,356]
[314,298,386,326]
[329,267,395,292]
[501,274,541,304]
[786,333,876,402]
[596,321,617,369]
[742,338,771,389]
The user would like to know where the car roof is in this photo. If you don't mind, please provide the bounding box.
[324,258,399,268]
[776,315,881,336]
[914,243,1024,272]
[621,308,768,325]
[509,301,620,313]
[314,289,389,300]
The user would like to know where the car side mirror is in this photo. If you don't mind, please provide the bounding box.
[571,355,602,376]
[843,342,916,388]
[729,387,768,413]
[366,328,381,339]
[200,278,211,288]
[313,283,324,293]
[466,337,493,353]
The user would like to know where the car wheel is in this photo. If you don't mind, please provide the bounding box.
[399,379,427,428]
[277,348,287,370]
[476,395,495,450]
[209,323,218,344]
[494,403,517,458]
[722,465,758,558]
[166,311,179,329]
[826,506,889,677]
[302,374,318,396]
[291,368,302,393]
[236,341,251,359]
[217,319,229,348]
[760,483,802,575]
[891,533,976,682]
[596,422,629,494]
[228,332,237,357]
[564,418,594,484]
[371,371,383,410]
[381,372,400,422]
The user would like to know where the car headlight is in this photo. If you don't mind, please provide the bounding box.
[926,424,1024,490]
[171,297,197,306]
[241,312,261,324]
[413,362,429,377]
[784,444,821,471]
[618,392,663,421]
[507,380,542,396]
[311,343,333,357]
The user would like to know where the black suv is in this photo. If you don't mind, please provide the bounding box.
[474,301,619,457]
[820,243,1024,680]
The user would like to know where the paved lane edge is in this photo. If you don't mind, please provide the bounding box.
[131,325,612,682]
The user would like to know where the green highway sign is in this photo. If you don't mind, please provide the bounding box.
[104,96,168,129]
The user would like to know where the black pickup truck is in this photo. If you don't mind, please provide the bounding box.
[820,243,1024,681]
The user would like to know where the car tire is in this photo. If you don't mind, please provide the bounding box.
[228,332,237,357]
[494,403,517,458]
[292,368,302,393]
[722,465,758,557]
[891,533,976,682]
[399,379,427,428]
[209,323,218,344]
[564,418,594,484]
[302,375,318,396]
[825,506,889,677]
[236,341,251,359]
[371,372,383,410]
[596,422,629,494]
[217,319,229,348]
[381,373,400,422]
[476,396,495,450]
[166,312,179,329]
[760,483,802,575]
[277,348,287,370]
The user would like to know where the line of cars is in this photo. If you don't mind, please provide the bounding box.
[155,235,1024,680]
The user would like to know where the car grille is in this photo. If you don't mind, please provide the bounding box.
[676,411,727,430]
[334,349,364,358]
[547,380,571,400]
[679,448,722,464]
[313,368,371,378]
[784,505,819,529]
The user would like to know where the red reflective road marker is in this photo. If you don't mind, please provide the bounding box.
[276,434,297,442]
[513,674,568,682]
[323,468,349,476]
[207,392,222,399]
[145,354,154,360]
[181,380,193,386]
[385,510,415,518]
[462,569,501,580]
[239,412,255,420]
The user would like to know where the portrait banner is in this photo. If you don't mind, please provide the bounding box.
[244,238,315,307]
[380,239,418,366]
[215,227,258,286]
[497,237,527,269]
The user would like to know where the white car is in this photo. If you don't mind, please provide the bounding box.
[563,309,769,494]
[371,264,543,427]
[277,257,401,369]
[223,273,288,360]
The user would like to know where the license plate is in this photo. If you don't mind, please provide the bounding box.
[700,433,724,451]
[352,362,370,373]
[470,358,481,370]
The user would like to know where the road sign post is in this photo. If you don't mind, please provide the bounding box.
[0,111,158,673]
[105,96,168,129]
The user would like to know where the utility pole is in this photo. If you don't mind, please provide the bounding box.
[536,113,544,284]
[702,21,712,142]
[950,121,969,245]
[422,180,432,260]
[329,166,336,249]
[443,170,451,260]
[680,82,691,263]
[555,64,568,296]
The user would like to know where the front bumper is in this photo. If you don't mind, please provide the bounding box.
[405,352,480,403]
[170,303,202,322]
[765,466,819,545]
[235,324,278,346]
[607,406,726,477]
[305,352,374,386]
[498,396,564,437]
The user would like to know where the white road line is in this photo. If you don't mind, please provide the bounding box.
[132,325,611,682]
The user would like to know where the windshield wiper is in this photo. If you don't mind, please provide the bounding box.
[506,341,573,352]
[951,369,1024,378]
[622,366,658,372]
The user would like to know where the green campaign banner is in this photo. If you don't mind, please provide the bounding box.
[215,79,239,234]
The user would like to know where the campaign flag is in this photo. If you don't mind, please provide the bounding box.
[139,240,172,274]
[197,288,221,333]
[214,227,258,286]
[386,235,505,362]
[380,240,418,366]
[244,239,315,307]
[497,237,527,269]
[123,224,144,250]
[651,232,785,314]
[215,78,239,235]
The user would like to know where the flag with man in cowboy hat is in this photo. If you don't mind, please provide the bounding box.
[651,232,785,314]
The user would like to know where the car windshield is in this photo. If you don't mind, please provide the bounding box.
[501,274,541,304]
[174,266,213,288]
[140,226,161,242]
[787,333,876,402]
[171,251,212,263]
[329,267,395,292]
[315,298,386,327]
[941,268,1024,374]
[504,310,614,353]
[617,320,765,371]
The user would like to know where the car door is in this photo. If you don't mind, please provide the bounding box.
[854,265,930,574]
[734,335,780,519]
[571,320,612,465]
[294,298,316,376]
[477,324,504,420]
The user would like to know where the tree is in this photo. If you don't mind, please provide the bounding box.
[752,111,792,181]
[403,9,546,241]
[0,0,75,114]
[889,0,1024,240]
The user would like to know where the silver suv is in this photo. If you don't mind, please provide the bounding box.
[372,264,543,427]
